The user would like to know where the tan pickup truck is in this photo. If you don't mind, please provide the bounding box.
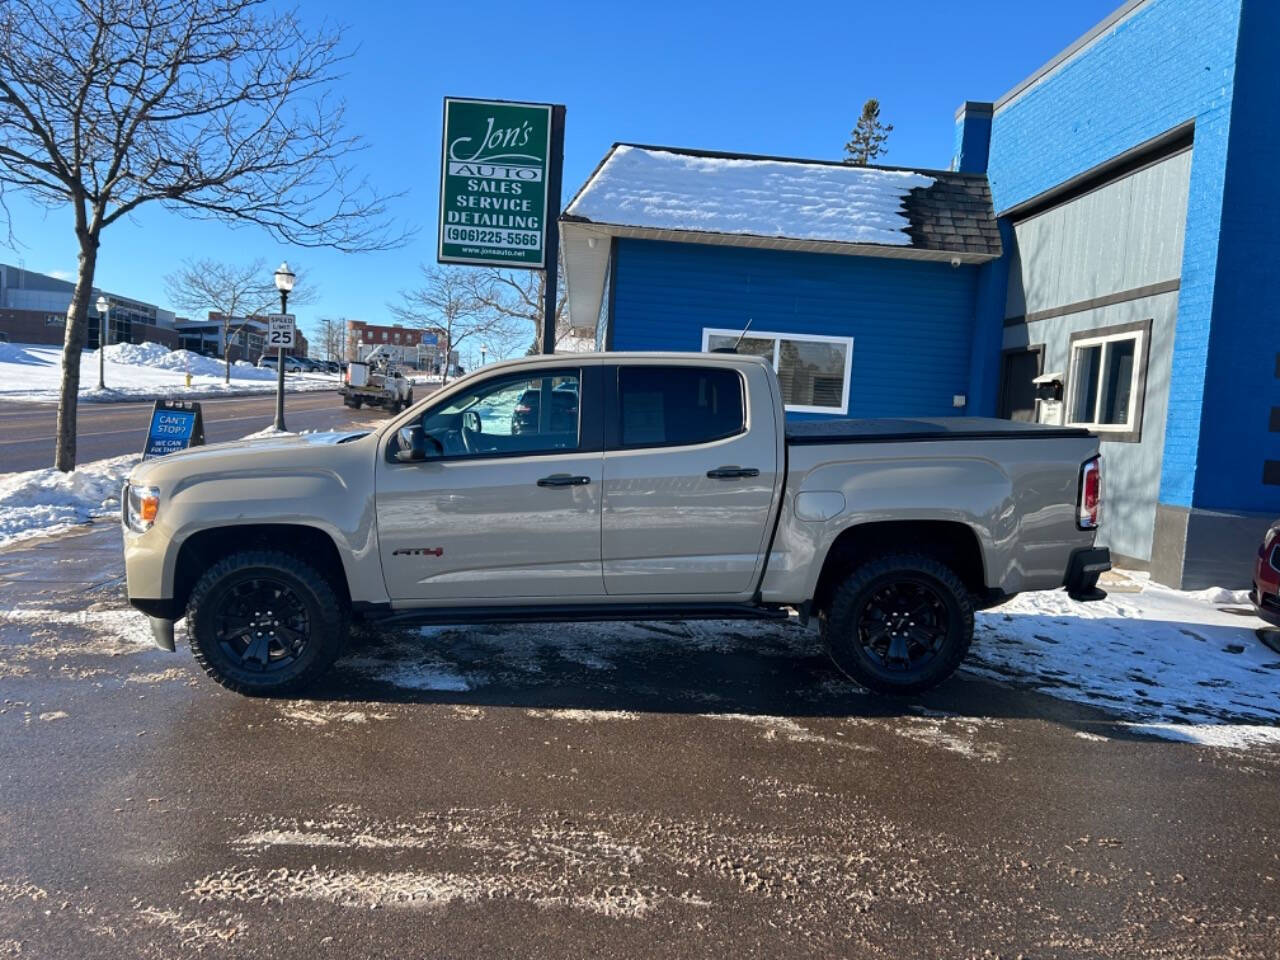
[121,352,1110,696]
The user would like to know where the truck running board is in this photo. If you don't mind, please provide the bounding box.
[359,602,793,629]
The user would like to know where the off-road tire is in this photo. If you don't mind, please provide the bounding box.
[186,549,349,697]
[820,552,974,695]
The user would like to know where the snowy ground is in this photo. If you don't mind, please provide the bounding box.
[0,453,137,549]
[968,574,1279,747]
[0,341,340,403]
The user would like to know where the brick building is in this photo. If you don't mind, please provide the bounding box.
[951,0,1277,587]
[0,263,179,349]
[345,320,447,369]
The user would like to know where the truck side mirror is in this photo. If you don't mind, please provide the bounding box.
[395,425,439,462]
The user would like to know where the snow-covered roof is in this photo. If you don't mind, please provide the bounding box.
[559,143,1001,333]
[566,144,932,248]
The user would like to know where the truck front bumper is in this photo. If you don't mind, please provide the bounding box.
[1065,547,1111,602]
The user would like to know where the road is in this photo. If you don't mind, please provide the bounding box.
[0,391,382,472]
[0,526,1278,959]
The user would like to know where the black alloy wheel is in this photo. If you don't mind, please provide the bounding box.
[214,576,311,672]
[821,553,974,695]
[187,549,349,696]
[855,578,950,674]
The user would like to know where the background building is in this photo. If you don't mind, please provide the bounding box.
[561,0,1276,588]
[345,319,449,370]
[175,313,307,363]
[561,144,1001,421]
[955,0,1276,588]
[0,263,178,349]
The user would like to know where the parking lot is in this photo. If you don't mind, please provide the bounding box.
[2,524,1278,959]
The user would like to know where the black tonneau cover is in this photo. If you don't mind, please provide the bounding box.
[785,417,1093,445]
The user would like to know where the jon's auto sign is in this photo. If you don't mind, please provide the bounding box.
[438,97,552,269]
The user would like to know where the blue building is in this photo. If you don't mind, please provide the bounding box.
[561,0,1277,588]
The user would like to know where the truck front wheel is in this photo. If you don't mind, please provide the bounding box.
[819,553,973,695]
[186,550,349,696]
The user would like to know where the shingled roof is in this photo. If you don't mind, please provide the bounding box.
[562,144,1001,262]
[902,173,1002,258]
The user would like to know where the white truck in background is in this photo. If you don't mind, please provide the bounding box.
[340,345,414,413]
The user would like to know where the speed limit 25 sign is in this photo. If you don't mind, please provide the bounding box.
[267,314,296,349]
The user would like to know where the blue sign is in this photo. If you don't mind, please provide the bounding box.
[143,400,205,459]
[420,332,439,346]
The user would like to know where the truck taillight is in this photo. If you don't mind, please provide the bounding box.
[1078,456,1102,530]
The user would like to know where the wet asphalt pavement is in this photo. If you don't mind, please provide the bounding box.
[1,527,1279,959]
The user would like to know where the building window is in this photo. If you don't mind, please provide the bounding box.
[1065,319,1151,443]
[701,328,853,415]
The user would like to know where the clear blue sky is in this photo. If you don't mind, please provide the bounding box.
[4,0,1121,347]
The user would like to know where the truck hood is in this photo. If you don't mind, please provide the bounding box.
[127,429,373,487]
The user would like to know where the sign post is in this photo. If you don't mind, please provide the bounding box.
[267,314,296,432]
[437,97,565,354]
[143,400,205,460]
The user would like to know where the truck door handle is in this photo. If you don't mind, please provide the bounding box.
[706,466,760,479]
[537,474,592,487]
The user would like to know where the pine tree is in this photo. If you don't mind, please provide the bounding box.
[844,99,894,166]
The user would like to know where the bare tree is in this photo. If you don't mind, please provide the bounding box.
[315,316,347,363]
[164,257,316,381]
[390,265,521,386]
[0,0,406,470]
[465,256,570,354]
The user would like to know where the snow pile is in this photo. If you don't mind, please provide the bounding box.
[0,454,137,548]
[566,145,933,247]
[0,342,337,403]
[971,583,1280,746]
[103,341,275,380]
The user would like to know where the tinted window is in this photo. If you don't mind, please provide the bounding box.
[618,366,743,448]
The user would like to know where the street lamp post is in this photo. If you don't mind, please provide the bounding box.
[272,261,295,432]
[480,344,488,367]
[95,295,110,390]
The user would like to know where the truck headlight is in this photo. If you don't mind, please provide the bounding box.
[125,484,161,533]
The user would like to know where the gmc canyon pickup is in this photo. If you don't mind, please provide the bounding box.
[121,352,1110,696]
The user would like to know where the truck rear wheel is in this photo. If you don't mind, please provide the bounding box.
[819,553,973,695]
[186,550,349,696]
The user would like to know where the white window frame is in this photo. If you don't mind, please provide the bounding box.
[1066,328,1145,433]
[701,327,854,415]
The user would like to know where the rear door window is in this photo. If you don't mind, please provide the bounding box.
[616,366,744,449]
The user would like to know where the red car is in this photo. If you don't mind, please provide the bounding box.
[1252,521,1280,626]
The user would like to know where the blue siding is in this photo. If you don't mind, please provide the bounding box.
[610,238,979,420]
[982,0,1245,510]
[1194,0,1280,512]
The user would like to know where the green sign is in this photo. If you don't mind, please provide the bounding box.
[438,97,553,269]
